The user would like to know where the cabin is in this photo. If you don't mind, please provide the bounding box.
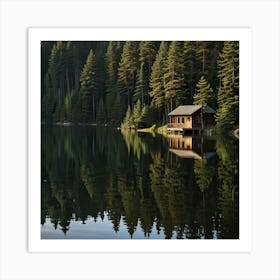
[167,105,215,135]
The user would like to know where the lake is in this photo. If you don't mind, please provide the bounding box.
[41,126,239,239]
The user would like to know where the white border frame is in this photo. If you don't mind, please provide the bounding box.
[28,27,252,253]
[1,1,279,279]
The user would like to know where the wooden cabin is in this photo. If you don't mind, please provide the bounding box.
[167,105,215,134]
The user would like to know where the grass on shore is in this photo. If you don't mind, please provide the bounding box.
[137,124,168,136]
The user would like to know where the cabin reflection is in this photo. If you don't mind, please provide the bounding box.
[168,135,215,160]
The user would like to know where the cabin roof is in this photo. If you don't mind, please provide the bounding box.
[168,105,215,116]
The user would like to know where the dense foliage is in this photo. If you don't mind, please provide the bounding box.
[41,41,239,131]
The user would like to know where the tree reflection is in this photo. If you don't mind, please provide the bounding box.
[216,133,239,238]
[41,126,239,239]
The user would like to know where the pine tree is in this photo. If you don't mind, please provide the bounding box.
[72,42,83,90]
[216,41,239,131]
[47,41,77,122]
[149,41,168,121]
[132,99,142,129]
[64,41,74,94]
[105,42,122,123]
[80,49,96,123]
[196,41,209,76]
[64,90,73,121]
[64,89,81,123]
[133,64,145,104]
[183,41,198,103]
[94,48,106,109]
[106,41,121,83]
[41,41,54,98]
[141,105,152,127]
[96,98,106,125]
[194,76,214,108]
[137,41,157,104]
[123,106,133,129]
[112,90,125,126]
[164,41,186,113]
[139,41,157,68]
[118,41,138,108]
[204,41,224,99]
[42,72,55,123]
[48,41,62,104]
[194,76,214,129]
[50,42,70,105]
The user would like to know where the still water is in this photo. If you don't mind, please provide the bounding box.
[41,126,239,239]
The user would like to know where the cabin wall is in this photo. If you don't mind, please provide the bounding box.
[170,115,192,128]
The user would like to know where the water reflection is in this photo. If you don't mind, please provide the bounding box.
[41,126,239,239]
[168,135,216,160]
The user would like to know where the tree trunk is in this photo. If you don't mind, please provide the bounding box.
[66,70,70,94]
[203,191,205,208]
[201,109,204,130]
[58,88,61,105]
[92,95,95,123]
[202,49,205,74]
[127,89,130,108]
[232,57,235,85]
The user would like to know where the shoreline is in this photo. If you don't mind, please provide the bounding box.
[42,122,238,140]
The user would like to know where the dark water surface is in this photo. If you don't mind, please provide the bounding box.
[41,126,239,239]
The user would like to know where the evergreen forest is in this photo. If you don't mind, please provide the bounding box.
[41,41,239,131]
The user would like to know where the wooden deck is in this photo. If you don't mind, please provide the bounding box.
[167,124,201,135]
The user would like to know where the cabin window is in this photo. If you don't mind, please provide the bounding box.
[177,117,180,123]
[182,117,184,123]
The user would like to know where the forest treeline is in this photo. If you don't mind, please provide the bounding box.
[41,40,239,131]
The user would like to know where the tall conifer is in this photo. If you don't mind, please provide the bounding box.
[149,41,168,121]
[216,41,239,130]
[80,49,96,122]
[164,41,185,112]
[118,41,138,108]
[193,76,214,129]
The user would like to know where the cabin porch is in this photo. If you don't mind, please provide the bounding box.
[167,123,201,135]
